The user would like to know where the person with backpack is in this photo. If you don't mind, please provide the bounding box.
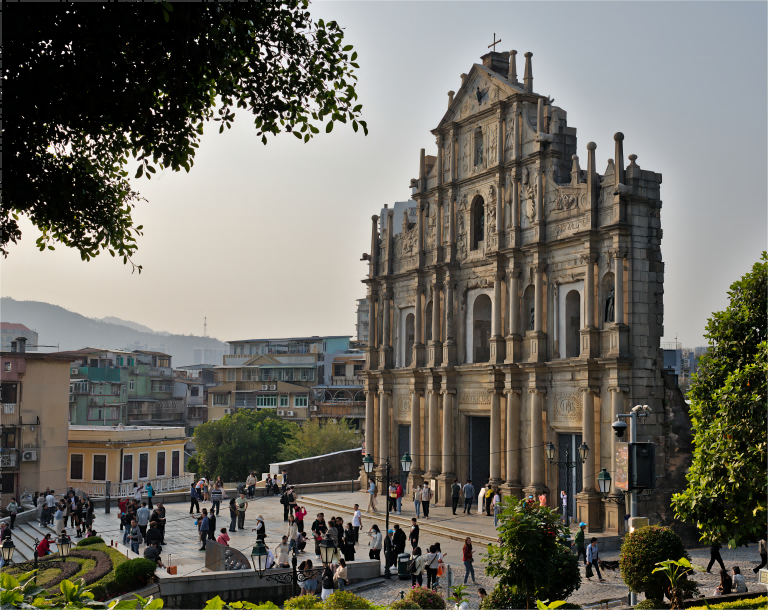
[409,546,426,586]
[321,565,335,600]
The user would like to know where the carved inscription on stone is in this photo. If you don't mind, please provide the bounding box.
[554,392,582,421]
[459,392,491,405]
[398,396,412,418]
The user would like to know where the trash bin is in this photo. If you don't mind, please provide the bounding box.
[397,552,411,580]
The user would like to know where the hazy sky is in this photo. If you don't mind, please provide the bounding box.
[2,2,766,347]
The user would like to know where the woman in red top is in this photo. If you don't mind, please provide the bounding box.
[462,537,476,585]
[294,506,307,533]
[37,534,53,556]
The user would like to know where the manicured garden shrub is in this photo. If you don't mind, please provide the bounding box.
[478,585,527,609]
[283,594,324,609]
[323,590,375,609]
[389,599,421,609]
[619,525,689,600]
[404,586,445,610]
[634,599,670,610]
[113,557,157,590]
[687,597,768,610]
[76,536,104,547]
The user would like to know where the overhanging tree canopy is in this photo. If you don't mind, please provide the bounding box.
[3,1,366,269]
[671,252,767,548]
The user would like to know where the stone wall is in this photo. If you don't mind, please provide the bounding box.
[271,448,363,486]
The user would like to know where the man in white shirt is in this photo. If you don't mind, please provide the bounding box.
[351,504,362,544]
[43,490,56,526]
[420,484,433,519]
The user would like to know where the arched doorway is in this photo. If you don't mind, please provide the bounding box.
[473,294,492,363]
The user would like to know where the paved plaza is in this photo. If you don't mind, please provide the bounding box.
[67,490,766,607]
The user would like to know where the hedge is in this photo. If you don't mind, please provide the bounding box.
[76,536,105,547]
[686,596,768,610]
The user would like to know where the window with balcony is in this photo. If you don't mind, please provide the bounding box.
[294,395,308,407]
[257,395,277,407]
[280,395,289,407]
[157,451,166,477]
[213,394,229,406]
[70,454,84,480]
[139,453,149,478]
[93,455,107,481]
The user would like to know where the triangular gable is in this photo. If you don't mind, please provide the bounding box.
[436,64,524,130]
[241,354,280,366]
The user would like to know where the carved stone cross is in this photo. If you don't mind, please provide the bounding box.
[488,33,502,52]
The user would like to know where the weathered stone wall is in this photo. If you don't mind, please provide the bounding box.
[271,448,362,486]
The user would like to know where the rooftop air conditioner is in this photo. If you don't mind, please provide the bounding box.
[224,408,231,414]
[71,368,79,375]
[277,410,285,416]
[287,411,294,416]
[269,385,277,391]
[262,384,268,390]
[22,450,38,462]
[310,406,318,412]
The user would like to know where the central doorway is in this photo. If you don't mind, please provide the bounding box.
[469,417,490,504]
[557,433,583,523]
[398,424,411,488]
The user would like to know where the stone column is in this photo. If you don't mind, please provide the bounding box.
[429,281,443,367]
[535,165,544,227]
[443,281,457,366]
[369,215,379,278]
[365,391,375,456]
[449,197,456,244]
[506,269,522,363]
[511,171,520,229]
[436,198,443,254]
[604,386,626,533]
[437,135,444,183]
[614,253,624,325]
[489,391,502,485]
[379,391,390,468]
[496,179,504,245]
[514,104,522,160]
[580,252,598,358]
[412,287,424,368]
[441,391,454,476]
[609,387,623,493]
[504,390,522,495]
[581,388,595,492]
[534,264,544,333]
[385,210,394,275]
[417,204,424,259]
[490,274,505,363]
[409,390,424,488]
[523,52,533,93]
[380,292,393,369]
[427,390,440,478]
[524,389,545,494]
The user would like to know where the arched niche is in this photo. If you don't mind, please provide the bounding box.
[565,290,581,358]
[600,271,615,330]
[404,313,415,366]
[425,301,433,342]
[522,284,535,332]
[470,195,485,251]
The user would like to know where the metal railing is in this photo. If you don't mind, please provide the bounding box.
[67,473,195,498]
[331,378,363,386]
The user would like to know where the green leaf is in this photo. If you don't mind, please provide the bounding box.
[342,45,353,51]
[135,165,144,179]
[325,121,334,133]
[204,596,225,610]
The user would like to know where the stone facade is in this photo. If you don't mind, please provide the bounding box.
[360,50,669,533]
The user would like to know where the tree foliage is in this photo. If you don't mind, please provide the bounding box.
[619,525,690,600]
[278,417,360,461]
[4,2,366,268]
[193,409,296,481]
[671,253,767,548]
[483,497,581,608]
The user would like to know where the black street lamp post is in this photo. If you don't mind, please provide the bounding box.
[251,537,334,598]
[546,441,589,525]
[362,453,411,539]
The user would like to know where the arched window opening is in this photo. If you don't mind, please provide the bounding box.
[473,294,492,363]
[565,290,581,358]
[405,313,415,366]
[425,301,433,342]
[471,196,485,251]
[473,128,483,166]
[522,285,536,332]
[600,272,615,330]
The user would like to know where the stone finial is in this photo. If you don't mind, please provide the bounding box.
[537,98,544,133]
[523,52,533,93]
[508,50,518,83]
[419,148,426,192]
[628,154,639,167]
[371,214,379,222]
[586,142,598,223]
[614,132,625,186]
[461,73,468,86]
[570,154,581,187]
[448,91,455,107]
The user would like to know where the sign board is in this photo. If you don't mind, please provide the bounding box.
[615,443,629,491]
[629,517,649,533]
[760,569,768,585]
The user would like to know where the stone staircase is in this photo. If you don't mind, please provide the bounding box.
[7,519,71,563]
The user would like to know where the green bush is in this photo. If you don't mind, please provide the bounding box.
[389,600,421,609]
[283,594,324,610]
[634,599,670,610]
[323,591,375,609]
[76,536,104,547]
[687,597,768,610]
[113,557,157,590]
[619,525,689,599]
[479,585,527,609]
[404,586,446,610]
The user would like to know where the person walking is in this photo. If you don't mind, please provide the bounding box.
[463,537,476,584]
[409,546,426,587]
[396,482,404,515]
[254,515,267,542]
[145,482,154,510]
[236,493,248,531]
[393,523,407,555]
[586,538,605,582]
[383,529,396,579]
[367,479,378,513]
[287,515,299,554]
[334,558,348,591]
[433,542,447,589]
[707,541,726,573]
[198,508,210,551]
[425,545,440,590]
[368,524,382,560]
[128,519,141,554]
[560,490,568,524]
[189,482,200,514]
[413,484,422,518]
[7,498,18,530]
[420,483,433,520]
[754,535,767,573]
[388,481,397,513]
[485,485,494,517]
[491,489,502,527]
[573,522,587,565]
[450,479,462,515]
[211,485,222,516]
[409,518,420,550]
[462,480,475,514]
[351,504,362,544]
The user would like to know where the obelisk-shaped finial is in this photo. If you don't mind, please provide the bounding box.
[523,52,533,93]
[508,50,518,84]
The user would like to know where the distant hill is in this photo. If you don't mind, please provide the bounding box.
[0,297,227,367]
